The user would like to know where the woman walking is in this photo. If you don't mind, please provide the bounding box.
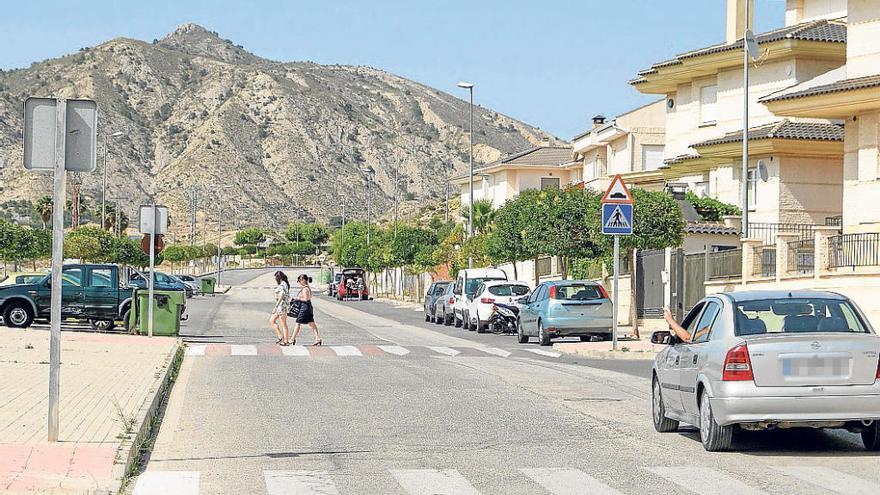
[291,274,322,346]
[269,271,291,345]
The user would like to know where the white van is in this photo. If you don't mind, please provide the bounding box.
[451,268,508,329]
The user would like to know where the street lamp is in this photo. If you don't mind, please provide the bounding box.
[361,166,375,246]
[457,81,475,268]
[212,185,233,288]
[101,131,125,230]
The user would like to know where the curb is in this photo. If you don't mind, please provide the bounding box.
[110,340,185,494]
[555,346,658,360]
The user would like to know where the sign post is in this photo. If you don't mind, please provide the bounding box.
[23,97,98,442]
[601,175,634,352]
[139,204,169,338]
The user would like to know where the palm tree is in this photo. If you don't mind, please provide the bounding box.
[35,196,53,229]
[104,204,129,236]
[461,199,496,235]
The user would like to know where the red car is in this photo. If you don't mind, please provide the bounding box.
[336,268,368,301]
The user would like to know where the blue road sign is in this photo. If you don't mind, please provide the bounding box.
[602,203,633,235]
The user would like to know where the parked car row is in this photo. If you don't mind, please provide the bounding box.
[424,268,614,346]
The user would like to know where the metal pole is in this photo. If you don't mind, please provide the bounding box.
[740,0,750,239]
[445,181,449,223]
[190,186,196,248]
[101,135,107,230]
[217,190,223,288]
[147,202,156,338]
[467,87,474,269]
[612,235,620,352]
[47,98,67,442]
[394,163,399,237]
[366,175,372,246]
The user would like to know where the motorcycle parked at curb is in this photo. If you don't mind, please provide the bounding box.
[488,302,519,335]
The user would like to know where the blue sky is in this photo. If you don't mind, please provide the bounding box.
[1,0,785,139]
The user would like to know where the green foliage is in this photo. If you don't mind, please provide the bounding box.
[234,227,266,246]
[685,191,741,222]
[0,221,50,263]
[460,199,495,234]
[286,222,328,245]
[64,226,116,262]
[387,226,436,267]
[161,245,187,263]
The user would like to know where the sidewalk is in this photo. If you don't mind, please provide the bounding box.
[554,334,663,360]
[0,328,180,494]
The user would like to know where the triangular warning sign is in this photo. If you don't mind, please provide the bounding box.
[601,175,633,204]
[604,205,631,229]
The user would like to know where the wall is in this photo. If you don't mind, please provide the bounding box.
[778,155,843,224]
[848,0,880,78]
[843,110,880,233]
[682,233,741,254]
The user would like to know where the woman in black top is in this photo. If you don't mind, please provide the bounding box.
[290,274,322,346]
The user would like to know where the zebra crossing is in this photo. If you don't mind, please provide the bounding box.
[131,465,880,494]
[183,343,559,360]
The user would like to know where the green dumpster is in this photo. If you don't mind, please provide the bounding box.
[320,270,332,284]
[200,277,216,295]
[130,289,185,336]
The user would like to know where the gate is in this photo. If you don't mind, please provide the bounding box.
[635,249,665,318]
[683,251,707,314]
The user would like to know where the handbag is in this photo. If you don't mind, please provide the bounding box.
[287,299,302,318]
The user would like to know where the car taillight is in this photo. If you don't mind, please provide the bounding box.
[449,297,455,304]
[875,357,880,380]
[480,298,495,304]
[548,286,557,299]
[597,285,610,299]
[722,343,753,381]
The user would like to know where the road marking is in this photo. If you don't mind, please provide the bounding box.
[230,344,258,356]
[184,345,206,356]
[646,467,766,495]
[428,346,461,357]
[523,348,562,358]
[773,466,880,494]
[264,470,339,495]
[520,468,621,495]
[133,471,199,495]
[331,345,362,357]
[481,347,512,358]
[281,345,311,357]
[391,469,481,495]
[377,345,410,356]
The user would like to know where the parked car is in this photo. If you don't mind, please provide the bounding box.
[337,268,368,300]
[423,281,451,322]
[466,280,530,333]
[452,268,507,329]
[0,272,48,286]
[0,264,134,330]
[435,283,456,326]
[517,280,612,345]
[175,274,201,295]
[129,271,193,298]
[328,272,344,297]
[651,291,880,452]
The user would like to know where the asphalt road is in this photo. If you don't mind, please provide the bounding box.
[127,268,879,495]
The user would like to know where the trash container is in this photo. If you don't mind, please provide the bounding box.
[130,289,185,336]
[320,270,332,284]
[200,277,216,295]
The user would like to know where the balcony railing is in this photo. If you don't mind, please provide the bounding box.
[787,238,815,275]
[752,244,776,277]
[829,233,880,269]
[748,222,815,244]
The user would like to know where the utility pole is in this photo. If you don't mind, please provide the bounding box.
[190,186,197,248]
[457,82,475,268]
[741,1,754,238]
[101,131,123,230]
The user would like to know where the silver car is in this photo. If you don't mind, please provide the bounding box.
[651,290,880,451]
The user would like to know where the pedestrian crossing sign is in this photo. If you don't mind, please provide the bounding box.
[602,203,633,235]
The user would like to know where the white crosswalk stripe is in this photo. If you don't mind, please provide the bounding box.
[646,467,766,495]
[521,467,621,495]
[330,345,362,357]
[264,470,339,495]
[230,344,258,356]
[481,347,512,358]
[377,345,410,356]
[133,471,199,495]
[391,469,481,495]
[184,345,206,356]
[523,348,562,358]
[428,346,461,356]
[773,466,880,495]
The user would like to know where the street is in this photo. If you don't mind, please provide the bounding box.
[128,269,878,495]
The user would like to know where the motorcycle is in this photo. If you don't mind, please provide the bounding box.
[489,302,519,335]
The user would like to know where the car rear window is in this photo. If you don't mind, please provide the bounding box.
[554,284,603,301]
[465,277,504,295]
[488,284,529,296]
[735,298,869,335]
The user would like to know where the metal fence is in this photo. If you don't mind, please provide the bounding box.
[787,238,815,274]
[752,244,776,277]
[747,222,815,244]
[706,248,742,280]
[829,233,880,269]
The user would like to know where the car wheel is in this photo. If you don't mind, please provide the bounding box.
[579,336,592,342]
[699,392,733,452]
[466,312,476,332]
[122,308,132,333]
[652,376,679,433]
[454,314,462,328]
[424,312,431,322]
[444,312,452,326]
[476,320,487,334]
[538,320,551,346]
[90,319,116,332]
[517,319,529,344]
[3,302,34,328]
[863,421,880,451]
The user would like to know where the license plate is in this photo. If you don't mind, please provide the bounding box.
[782,356,848,378]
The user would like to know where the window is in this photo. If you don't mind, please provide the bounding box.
[747,168,758,210]
[641,145,665,171]
[680,302,705,336]
[700,85,717,125]
[734,298,869,335]
[487,284,530,297]
[693,181,709,197]
[692,301,721,343]
[433,284,448,296]
[90,269,113,288]
[554,284,604,301]
[62,268,83,287]
[465,277,504,296]
[540,177,560,190]
[529,284,545,303]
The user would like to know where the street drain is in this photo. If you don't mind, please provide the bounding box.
[563,397,624,402]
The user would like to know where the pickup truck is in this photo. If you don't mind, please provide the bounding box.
[0,264,134,331]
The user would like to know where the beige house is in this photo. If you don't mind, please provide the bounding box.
[630,0,848,230]
[571,100,667,193]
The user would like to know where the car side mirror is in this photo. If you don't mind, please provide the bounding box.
[517,296,528,304]
[651,330,673,345]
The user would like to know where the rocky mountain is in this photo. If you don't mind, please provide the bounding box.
[0,23,559,240]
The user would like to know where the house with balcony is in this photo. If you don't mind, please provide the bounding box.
[630,0,848,237]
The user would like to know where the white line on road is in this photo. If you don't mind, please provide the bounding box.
[523,348,562,358]
[281,345,311,357]
[184,345,206,356]
[646,467,766,495]
[520,468,621,495]
[331,345,362,357]
[481,347,512,358]
[773,466,880,494]
[230,344,258,356]
[428,346,461,356]
[133,471,199,495]
[391,469,482,495]
[264,470,339,495]
[377,345,410,356]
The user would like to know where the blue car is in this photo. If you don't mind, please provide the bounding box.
[516,280,613,346]
[129,271,193,298]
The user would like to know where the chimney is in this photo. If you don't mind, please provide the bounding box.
[592,114,607,129]
[725,0,754,44]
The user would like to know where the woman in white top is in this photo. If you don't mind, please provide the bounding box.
[269,271,291,345]
[290,274,322,346]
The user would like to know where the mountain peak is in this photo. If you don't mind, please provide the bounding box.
[158,23,259,64]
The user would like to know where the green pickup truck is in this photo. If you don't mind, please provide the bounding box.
[0,264,134,330]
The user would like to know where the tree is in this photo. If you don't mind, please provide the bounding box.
[234,227,266,246]
[162,245,186,272]
[104,204,130,235]
[35,196,53,229]
[286,222,328,245]
[461,199,495,235]
[64,226,116,262]
[388,226,436,267]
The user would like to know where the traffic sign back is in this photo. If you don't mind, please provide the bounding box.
[601,175,633,204]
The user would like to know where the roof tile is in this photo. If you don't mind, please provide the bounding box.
[760,73,880,102]
[692,120,844,148]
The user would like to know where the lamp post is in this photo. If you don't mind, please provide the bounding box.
[740,2,757,238]
[457,82,475,268]
[101,131,124,230]
[215,185,233,288]
[361,166,374,246]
